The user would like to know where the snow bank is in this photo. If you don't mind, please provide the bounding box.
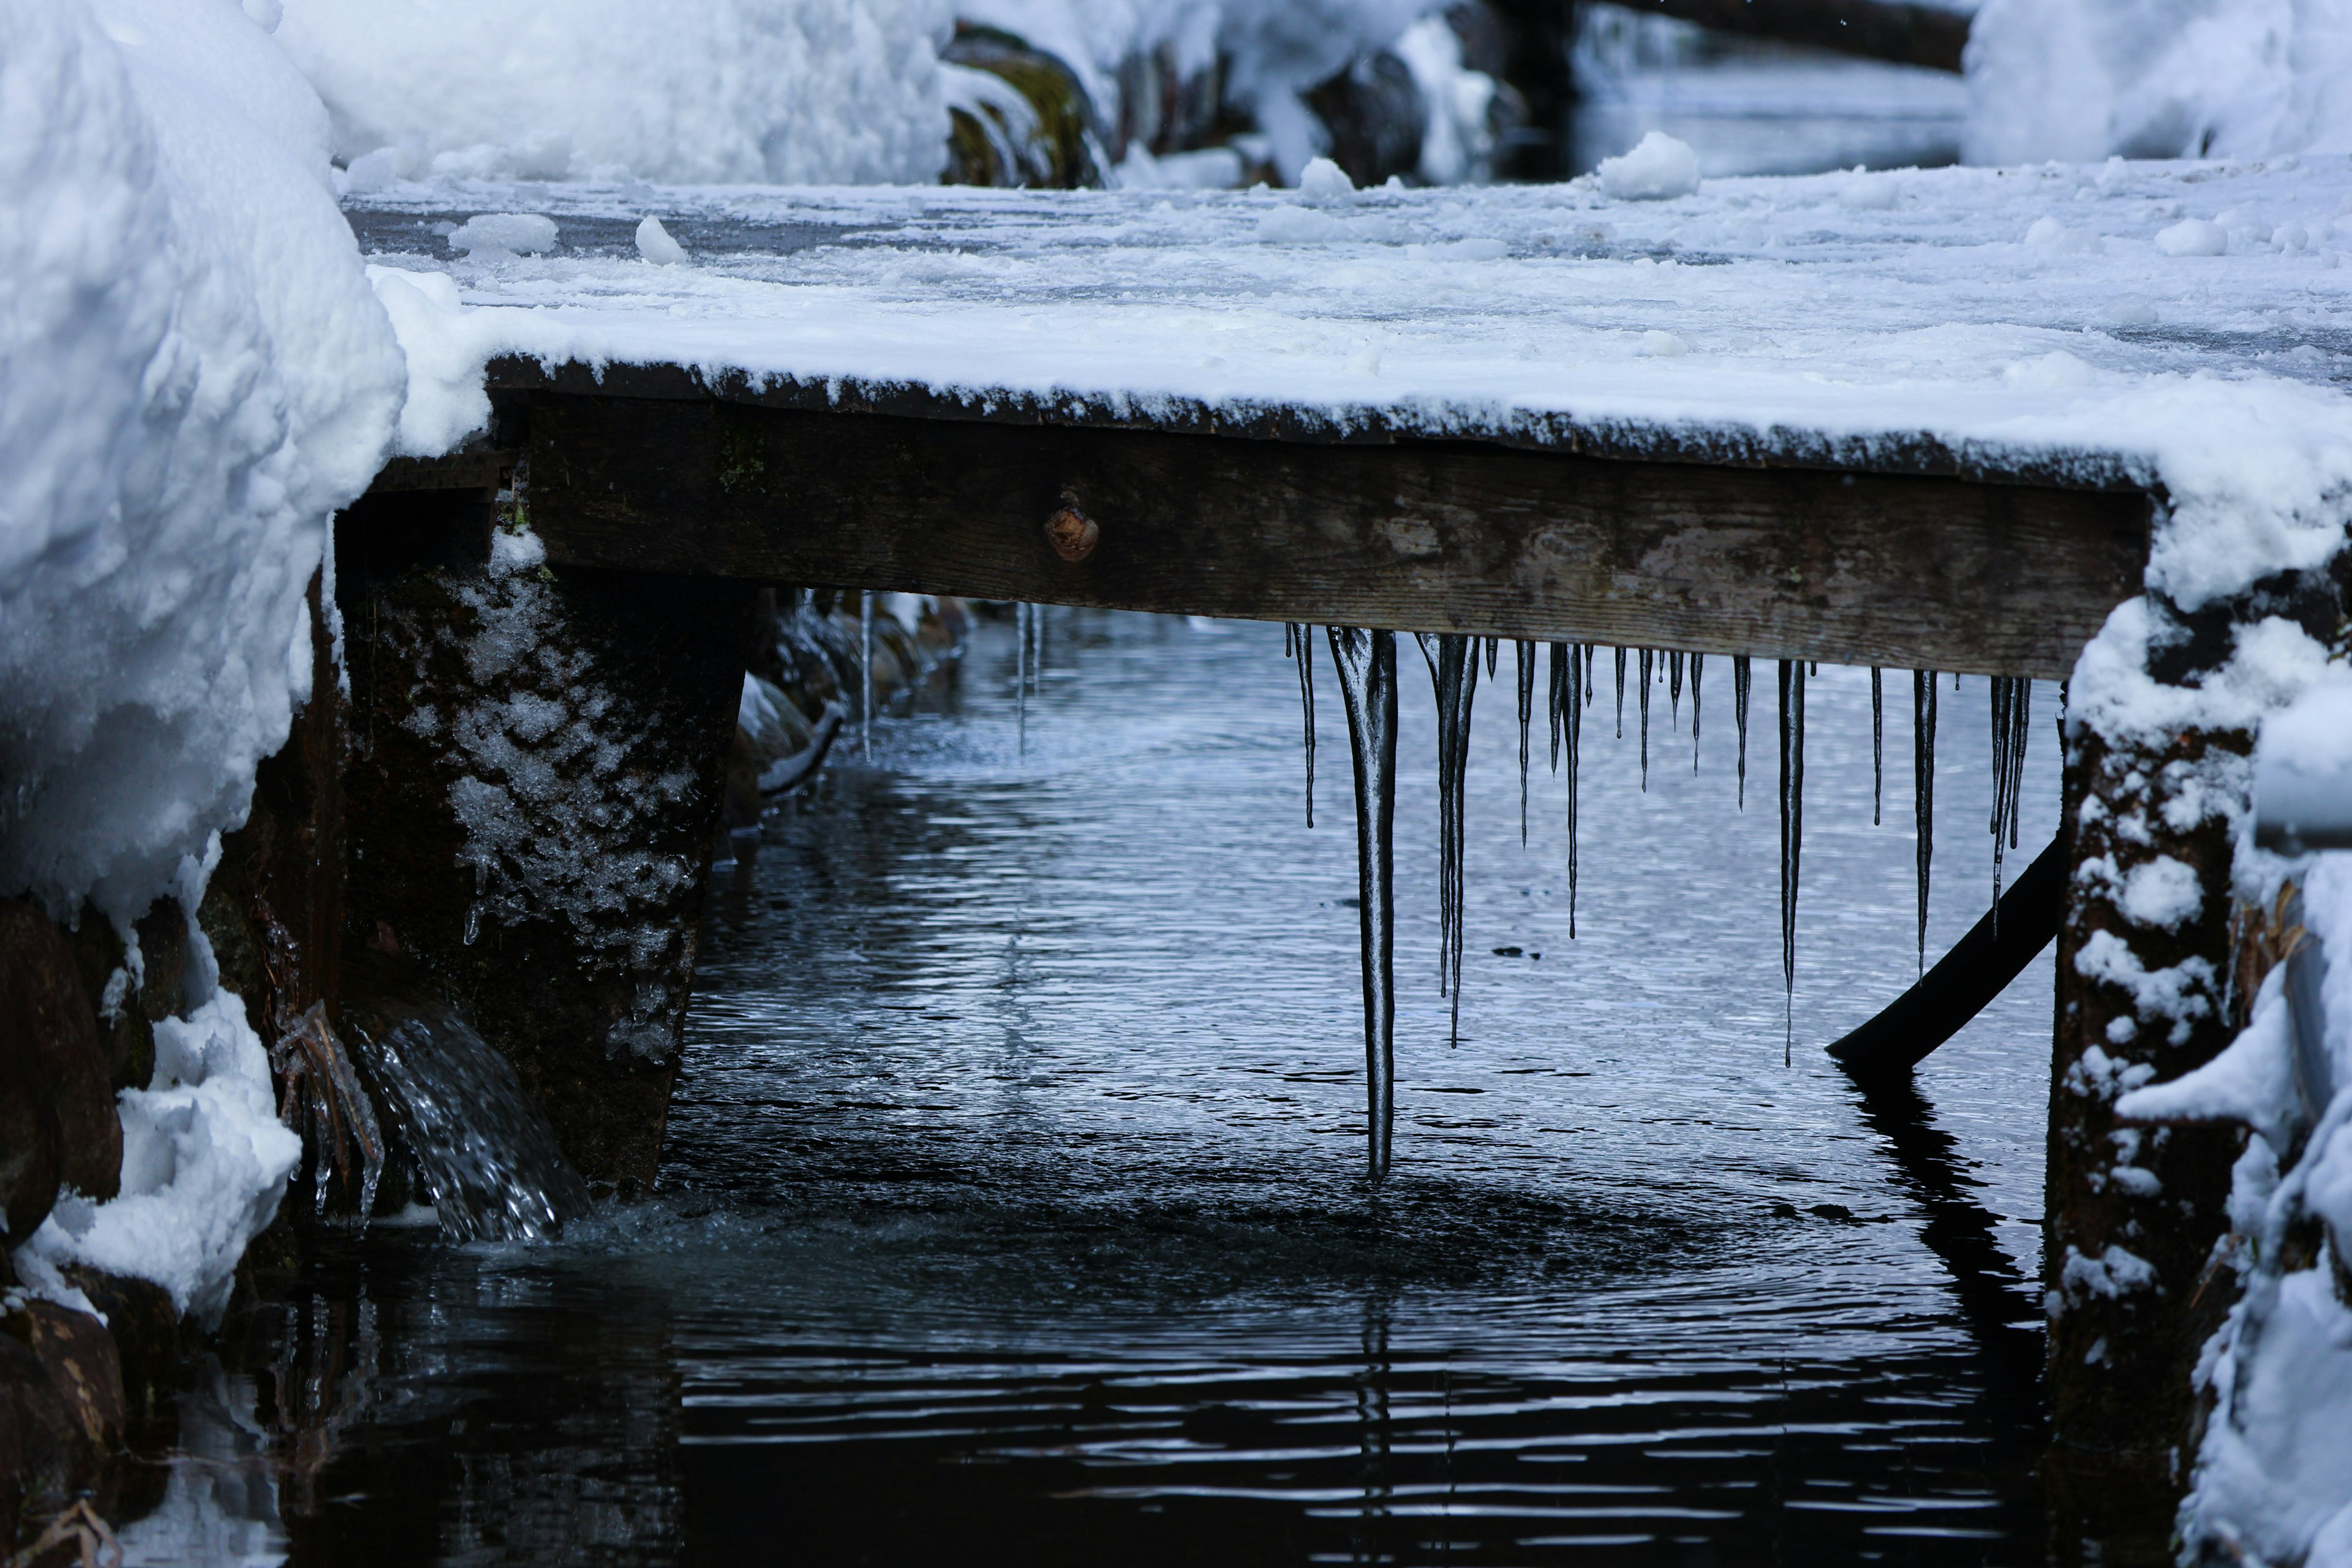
[2,0,402,1317]
[1966,0,2352,163]
[278,0,956,187]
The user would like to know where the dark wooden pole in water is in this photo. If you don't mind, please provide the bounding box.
[337,443,756,1189]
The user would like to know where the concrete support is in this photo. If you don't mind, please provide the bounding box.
[336,462,754,1188]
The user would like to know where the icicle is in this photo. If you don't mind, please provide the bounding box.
[1015,602,1029,756]
[1417,633,1478,1047]
[1565,641,1584,938]
[1613,647,1627,738]
[1954,671,1961,692]
[1669,650,1684,725]
[1988,676,2032,925]
[1484,636,1499,679]
[1515,640,1535,845]
[1913,670,1937,974]
[1733,655,1752,810]
[1870,667,1883,827]
[1328,628,1398,1180]
[1287,625,1317,828]
[1547,642,1567,774]
[1637,649,1654,790]
[1777,660,1806,1066]
[1584,644,1596,706]
[1690,653,1704,775]
[859,589,875,756]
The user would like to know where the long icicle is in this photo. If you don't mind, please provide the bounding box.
[1870,666,1883,827]
[1691,653,1704,775]
[1328,628,1398,1180]
[1637,648,1654,791]
[1584,644,1595,707]
[1515,640,1535,845]
[1485,636,1499,679]
[1989,676,2032,927]
[1419,633,1479,1047]
[1913,669,1937,974]
[1733,655,1752,810]
[1613,647,1627,739]
[1548,642,1567,774]
[1669,650,1684,725]
[1778,660,1806,1066]
[1565,641,1584,938]
[859,589,875,756]
[1289,625,1317,827]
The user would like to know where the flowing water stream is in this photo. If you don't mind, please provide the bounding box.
[163,609,2061,1567]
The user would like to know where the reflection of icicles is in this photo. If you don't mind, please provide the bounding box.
[859,590,875,757]
[1417,633,1478,1046]
[1777,660,1806,1065]
[1690,653,1704,774]
[1913,670,1937,973]
[1870,667,1884,827]
[1989,676,2032,925]
[1014,603,1029,756]
[1613,647,1627,738]
[1556,641,1584,938]
[1286,624,1317,827]
[1327,628,1397,1180]
[1669,650,1684,723]
[1515,640,1534,845]
[1733,656,1752,810]
[1637,649,1653,790]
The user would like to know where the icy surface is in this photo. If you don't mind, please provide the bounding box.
[350,159,2351,612]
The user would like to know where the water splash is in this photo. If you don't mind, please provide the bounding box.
[1417,633,1479,1046]
[341,976,593,1242]
[1913,670,1938,974]
[1514,640,1535,845]
[1326,628,1397,1180]
[1733,657,1752,810]
[1778,660,1806,1066]
[1989,676,2032,925]
[1286,624,1316,828]
[859,590,875,757]
[1690,653,1704,775]
[1871,667,1884,827]
[1637,648,1654,791]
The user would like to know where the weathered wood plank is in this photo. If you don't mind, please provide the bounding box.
[524,393,2149,678]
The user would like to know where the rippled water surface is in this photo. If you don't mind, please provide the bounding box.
[176,611,2065,1566]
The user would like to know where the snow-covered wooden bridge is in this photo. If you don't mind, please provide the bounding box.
[337,162,2352,1560]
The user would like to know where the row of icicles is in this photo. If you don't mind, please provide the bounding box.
[1281,629,2039,1179]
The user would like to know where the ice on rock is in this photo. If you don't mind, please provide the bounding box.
[2157,217,2231,256]
[635,214,687,265]
[1596,130,1700,201]
[448,212,559,257]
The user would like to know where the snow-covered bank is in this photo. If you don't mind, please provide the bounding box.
[2,0,399,1317]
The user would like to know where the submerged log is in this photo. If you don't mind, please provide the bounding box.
[337,454,755,1187]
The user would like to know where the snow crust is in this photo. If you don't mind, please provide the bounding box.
[278,0,955,187]
[1967,0,2352,165]
[3,0,399,1322]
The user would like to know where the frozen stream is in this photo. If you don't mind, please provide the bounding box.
[198,609,2060,1566]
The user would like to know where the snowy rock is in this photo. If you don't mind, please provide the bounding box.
[1596,131,1700,201]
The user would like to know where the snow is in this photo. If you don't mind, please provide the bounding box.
[2,0,399,1322]
[635,216,688,267]
[447,212,559,258]
[1596,130,1702,200]
[276,0,954,187]
[2158,216,2231,255]
[2256,669,2352,846]
[1297,155,1357,201]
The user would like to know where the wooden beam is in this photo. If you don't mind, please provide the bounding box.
[523,393,2147,679]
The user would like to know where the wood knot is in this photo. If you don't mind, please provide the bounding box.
[1045,500,1099,563]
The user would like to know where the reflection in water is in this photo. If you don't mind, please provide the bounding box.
[157,611,2058,1564]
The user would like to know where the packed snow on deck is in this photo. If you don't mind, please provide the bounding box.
[360,156,2352,601]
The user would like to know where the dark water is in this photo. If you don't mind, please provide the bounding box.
[131,611,2062,1566]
